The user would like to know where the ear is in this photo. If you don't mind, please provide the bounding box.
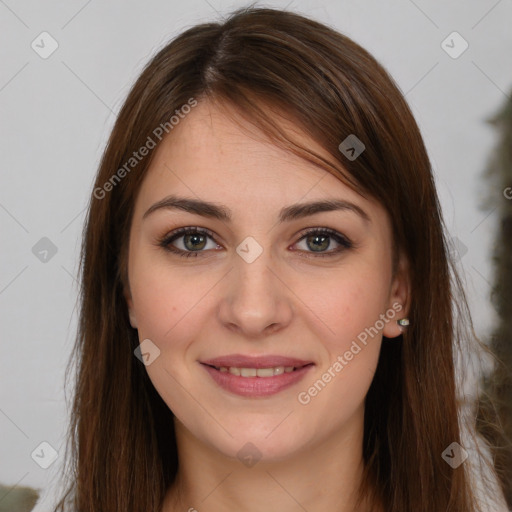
[383,252,410,339]
[124,287,138,329]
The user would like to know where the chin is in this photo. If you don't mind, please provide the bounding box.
[209,422,309,464]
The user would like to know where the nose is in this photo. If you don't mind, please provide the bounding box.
[217,246,293,338]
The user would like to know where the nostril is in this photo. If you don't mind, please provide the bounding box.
[264,323,280,334]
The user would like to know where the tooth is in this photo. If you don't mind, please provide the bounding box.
[221,365,298,377]
[256,368,275,377]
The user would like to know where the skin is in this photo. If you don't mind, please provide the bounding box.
[125,99,410,512]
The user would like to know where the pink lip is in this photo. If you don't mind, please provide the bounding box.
[201,354,313,369]
[199,354,315,398]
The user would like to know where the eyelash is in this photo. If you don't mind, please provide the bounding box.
[157,226,353,259]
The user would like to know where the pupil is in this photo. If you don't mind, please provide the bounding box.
[185,234,206,251]
[309,234,329,251]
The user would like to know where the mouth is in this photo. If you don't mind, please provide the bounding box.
[202,362,314,377]
[199,356,315,397]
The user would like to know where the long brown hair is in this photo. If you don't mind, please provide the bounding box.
[54,6,505,511]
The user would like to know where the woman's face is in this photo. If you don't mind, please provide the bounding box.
[126,99,408,461]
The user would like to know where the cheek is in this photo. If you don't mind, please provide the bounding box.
[126,243,206,421]
[129,256,216,347]
[316,269,391,349]
[295,274,386,430]
[299,269,389,406]
[129,267,205,409]
[131,278,175,340]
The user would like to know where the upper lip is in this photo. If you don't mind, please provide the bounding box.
[201,354,314,369]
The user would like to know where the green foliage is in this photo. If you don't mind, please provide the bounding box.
[0,483,40,512]
[476,90,512,508]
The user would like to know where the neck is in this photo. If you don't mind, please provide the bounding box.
[162,406,378,512]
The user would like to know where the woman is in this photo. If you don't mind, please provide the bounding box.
[53,6,507,512]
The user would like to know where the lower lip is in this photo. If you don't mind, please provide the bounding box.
[200,363,314,398]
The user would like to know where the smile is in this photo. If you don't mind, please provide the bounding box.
[200,361,314,397]
[215,365,296,377]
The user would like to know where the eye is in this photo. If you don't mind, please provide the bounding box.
[157,226,353,259]
[158,227,221,258]
[292,227,353,258]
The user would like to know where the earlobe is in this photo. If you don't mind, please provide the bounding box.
[128,307,138,329]
[125,291,138,329]
[383,253,411,339]
[383,310,408,339]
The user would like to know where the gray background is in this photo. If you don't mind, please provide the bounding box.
[1,0,511,509]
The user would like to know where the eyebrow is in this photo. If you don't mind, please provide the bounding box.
[142,194,371,224]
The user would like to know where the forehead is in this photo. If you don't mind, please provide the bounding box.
[133,100,385,225]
